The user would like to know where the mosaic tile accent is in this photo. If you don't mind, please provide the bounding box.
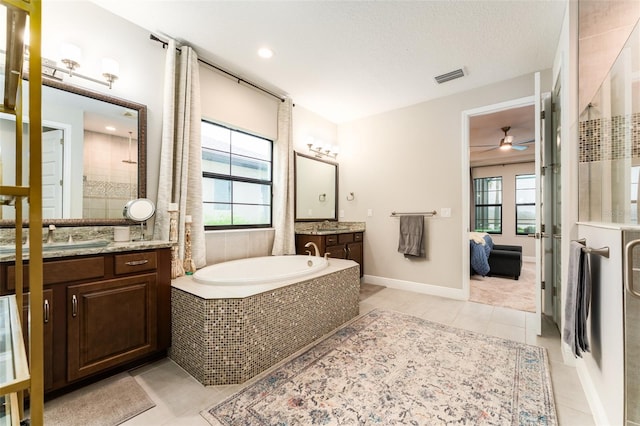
[83,180,137,198]
[169,266,360,386]
[579,113,640,162]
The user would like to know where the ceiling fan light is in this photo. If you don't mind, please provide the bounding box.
[499,139,511,150]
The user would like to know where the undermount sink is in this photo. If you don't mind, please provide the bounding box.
[0,239,110,254]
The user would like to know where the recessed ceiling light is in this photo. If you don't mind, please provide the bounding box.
[258,47,274,59]
[105,125,116,131]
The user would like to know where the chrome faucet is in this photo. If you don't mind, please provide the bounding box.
[304,241,320,257]
[46,224,56,244]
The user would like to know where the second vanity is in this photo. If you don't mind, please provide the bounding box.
[295,222,365,277]
[0,239,171,395]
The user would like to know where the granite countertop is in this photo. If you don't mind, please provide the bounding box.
[0,239,173,262]
[295,221,366,236]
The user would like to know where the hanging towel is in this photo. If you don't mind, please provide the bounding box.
[577,245,592,354]
[398,215,425,258]
[562,241,591,357]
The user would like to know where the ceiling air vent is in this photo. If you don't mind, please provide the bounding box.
[434,68,465,84]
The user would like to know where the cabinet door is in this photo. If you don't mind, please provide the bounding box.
[347,241,363,266]
[22,289,54,391]
[67,274,157,382]
[326,244,347,259]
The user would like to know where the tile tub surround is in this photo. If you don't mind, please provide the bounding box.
[169,260,360,385]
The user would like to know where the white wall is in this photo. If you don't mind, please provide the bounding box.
[472,162,536,258]
[292,105,338,153]
[338,71,551,294]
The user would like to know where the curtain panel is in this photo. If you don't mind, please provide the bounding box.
[154,39,206,271]
[271,98,296,255]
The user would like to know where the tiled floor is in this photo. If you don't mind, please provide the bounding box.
[118,286,595,426]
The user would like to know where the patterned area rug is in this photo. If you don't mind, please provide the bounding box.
[202,309,557,425]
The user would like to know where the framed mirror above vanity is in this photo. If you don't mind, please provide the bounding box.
[0,77,147,226]
[294,152,338,221]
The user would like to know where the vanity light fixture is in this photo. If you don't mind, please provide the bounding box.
[53,42,120,89]
[306,137,338,160]
[60,42,81,76]
[101,58,119,89]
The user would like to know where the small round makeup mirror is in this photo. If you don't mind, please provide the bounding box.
[123,198,155,240]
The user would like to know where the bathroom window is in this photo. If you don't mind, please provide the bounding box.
[201,121,272,229]
[474,176,502,234]
[515,174,536,235]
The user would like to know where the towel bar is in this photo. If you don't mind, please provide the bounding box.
[390,211,437,217]
[574,238,610,258]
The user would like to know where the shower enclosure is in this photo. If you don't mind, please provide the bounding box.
[578,21,640,426]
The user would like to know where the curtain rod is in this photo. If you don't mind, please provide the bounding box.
[150,34,285,102]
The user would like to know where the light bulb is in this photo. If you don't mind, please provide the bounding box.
[101,58,120,76]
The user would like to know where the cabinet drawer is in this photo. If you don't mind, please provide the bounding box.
[338,233,354,244]
[7,257,105,290]
[354,233,363,242]
[114,252,157,275]
[325,235,338,246]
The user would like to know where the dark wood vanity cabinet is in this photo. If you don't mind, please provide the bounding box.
[21,289,55,391]
[0,247,171,393]
[67,273,157,381]
[296,232,364,276]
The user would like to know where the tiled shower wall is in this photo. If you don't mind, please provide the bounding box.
[83,130,138,219]
[578,112,640,223]
[578,113,640,162]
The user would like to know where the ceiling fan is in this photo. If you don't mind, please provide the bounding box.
[473,126,534,152]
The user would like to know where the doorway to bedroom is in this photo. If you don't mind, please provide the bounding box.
[465,99,537,314]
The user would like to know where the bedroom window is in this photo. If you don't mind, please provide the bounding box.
[474,176,502,234]
[201,120,273,229]
[515,174,536,235]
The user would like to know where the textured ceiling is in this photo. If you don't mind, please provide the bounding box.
[91,0,566,124]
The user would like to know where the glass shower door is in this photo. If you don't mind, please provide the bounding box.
[623,231,640,426]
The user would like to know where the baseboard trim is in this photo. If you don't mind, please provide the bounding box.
[575,359,611,426]
[363,274,466,300]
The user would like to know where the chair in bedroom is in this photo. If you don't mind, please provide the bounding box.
[488,245,523,280]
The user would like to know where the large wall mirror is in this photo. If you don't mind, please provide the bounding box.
[294,152,338,221]
[0,77,147,226]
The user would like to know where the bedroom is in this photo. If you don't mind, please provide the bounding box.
[468,103,537,313]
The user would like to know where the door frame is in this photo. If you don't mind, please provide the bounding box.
[461,95,535,299]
